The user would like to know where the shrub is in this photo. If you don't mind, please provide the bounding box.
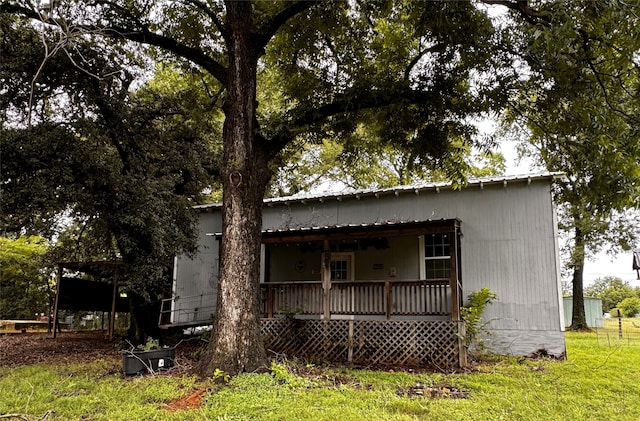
[461,288,497,347]
[618,297,640,318]
[609,308,622,318]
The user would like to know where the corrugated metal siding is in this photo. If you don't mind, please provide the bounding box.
[563,297,604,328]
[175,177,564,355]
[261,180,562,333]
[172,212,220,324]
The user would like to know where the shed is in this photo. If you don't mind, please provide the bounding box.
[562,296,604,328]
[163,173,566,367]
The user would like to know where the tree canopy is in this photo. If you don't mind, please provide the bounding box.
[585,276,638,313]
[500,0,640,329]
[0,236,51,319]
[1,15,216,291]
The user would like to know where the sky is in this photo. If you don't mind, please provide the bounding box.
[498,138,639,288]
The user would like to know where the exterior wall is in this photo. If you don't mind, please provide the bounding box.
[267,236,420,282]
[170,212,220,325]
[173,176,566,357]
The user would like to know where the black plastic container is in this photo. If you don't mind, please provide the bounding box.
[122,347,176,375]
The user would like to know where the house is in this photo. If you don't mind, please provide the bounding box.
[161,173,566,367]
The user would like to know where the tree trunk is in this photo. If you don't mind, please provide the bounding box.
[570,225,590,331]
[197,2,270,376]
[128,293,162,344]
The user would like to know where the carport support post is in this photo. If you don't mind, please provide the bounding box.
[109,277,118,340]
[52,264,62,339]
[322,240,331,320]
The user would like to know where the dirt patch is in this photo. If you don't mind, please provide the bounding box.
[0,331,121,368]
[0,331,202,372]
[164,387,209,412]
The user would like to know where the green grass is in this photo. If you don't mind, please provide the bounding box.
[3,321,640,420]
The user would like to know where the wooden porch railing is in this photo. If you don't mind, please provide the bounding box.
[261,279,452,319]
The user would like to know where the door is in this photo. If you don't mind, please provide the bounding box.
[328,253,355,314]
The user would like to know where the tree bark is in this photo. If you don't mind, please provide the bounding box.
[197,2,270,376]
[570,225,590,331]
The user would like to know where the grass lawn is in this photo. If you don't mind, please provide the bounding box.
[2,319,640,420]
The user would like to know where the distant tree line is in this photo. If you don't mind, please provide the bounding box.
[585,276,640,318]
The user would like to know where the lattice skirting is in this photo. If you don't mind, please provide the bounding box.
[261,319,466,369]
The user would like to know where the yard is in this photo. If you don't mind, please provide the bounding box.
[1,319,640,420]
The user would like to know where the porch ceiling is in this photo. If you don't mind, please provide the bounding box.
[261,218,460,244]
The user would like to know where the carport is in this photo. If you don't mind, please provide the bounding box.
[52,261,128,339]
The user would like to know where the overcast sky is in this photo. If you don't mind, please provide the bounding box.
[499,139,639,287]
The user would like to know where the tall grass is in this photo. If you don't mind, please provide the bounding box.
[2,320,640,420]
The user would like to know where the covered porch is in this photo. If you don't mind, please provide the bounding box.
[160,218,468,367]
[259,219,466,368]
[260,219,462,323]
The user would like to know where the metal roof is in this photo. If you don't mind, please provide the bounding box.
[194,172,563,210]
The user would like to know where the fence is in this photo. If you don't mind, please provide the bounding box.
[594,317,640,347]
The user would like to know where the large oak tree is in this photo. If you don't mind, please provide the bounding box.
[1,0,560,375]
[1,15,215,341]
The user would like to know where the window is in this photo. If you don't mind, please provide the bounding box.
[329,253,354,281]
[423,233,451,280]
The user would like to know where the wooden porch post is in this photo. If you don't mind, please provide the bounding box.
[52,264,62,338]
[385,281,391,320]
[322,240,331,320]
[449,227,461,321]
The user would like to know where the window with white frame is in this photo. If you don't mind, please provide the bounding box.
[423,233,451,280]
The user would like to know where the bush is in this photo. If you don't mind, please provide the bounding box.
[608,308,622,318]
[618,297,640,318]
[461,288,497,347]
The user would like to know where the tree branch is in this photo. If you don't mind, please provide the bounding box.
[1,3,229,85]
[180,0,228,43]
[404,43,446,81]
[294,88,437,128]
[579,29,636,123]
[255,0,323,51]
[481,0,551,26]
[94,26,228,85]
[266,88,438,155]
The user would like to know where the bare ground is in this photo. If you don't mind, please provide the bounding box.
[0,331,202,372]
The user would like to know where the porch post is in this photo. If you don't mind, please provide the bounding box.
[322,240,331,320]
[109,276,118,340]
[450,227,460,321]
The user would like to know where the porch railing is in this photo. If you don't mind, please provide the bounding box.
[261,279,451,319]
